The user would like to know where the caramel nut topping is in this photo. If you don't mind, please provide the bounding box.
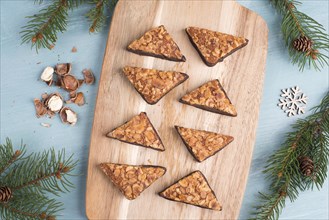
[175,126,234,162]
[99,163,166,200]
[159,171,222,211]
[180,79,237,116]
[107,112,165,151]
[127,25,186,62]
[123,66,188,104]
[186,27,248,66]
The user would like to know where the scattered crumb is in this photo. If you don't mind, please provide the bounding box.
[37,62,42,65]
[41,122,51,128]
[147,159,152,164]
[49,45,55,50]
[71,46,77,53]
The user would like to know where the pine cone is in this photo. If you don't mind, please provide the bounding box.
[292,36,313,52]
[298,156,314,176]
[0,186,12,203]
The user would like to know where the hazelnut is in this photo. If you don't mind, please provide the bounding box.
[45,93,63,113]
[40,66,54,86]
[55,63,71,76]
[34,98,48,117]
[66,92,85,106]
[61,74,79,92]
[82,69,95,85]
[59,107,77,126]
[78,79,84,88]
[71,46,77,53]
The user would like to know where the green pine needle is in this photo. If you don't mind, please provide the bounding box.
[20,0,84,52]
[0,139,77,220]
[21,0,118,52]
[250,92,329,220]
[271,0,329,71]
[86,0,117,33]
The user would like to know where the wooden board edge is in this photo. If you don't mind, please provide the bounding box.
[234,1,269,37]
[231,2,269,218]
[85,0,123,219]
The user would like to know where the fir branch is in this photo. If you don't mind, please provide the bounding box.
[0,138,26,176]
[270,0,329,71]
[21,0,117,51]
[0,191,61,220]
[86,0,117,33]
[250,92,329,220]
[1,148,77,196]
[20,0,83,52]
[0,139,78,219]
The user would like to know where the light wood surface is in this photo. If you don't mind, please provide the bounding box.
[86,0,268,219]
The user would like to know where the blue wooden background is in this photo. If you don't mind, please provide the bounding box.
[1,0,328,219]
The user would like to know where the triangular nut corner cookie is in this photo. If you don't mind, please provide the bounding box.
[100,163,166,200]
[128,25,186,62]
[107,112,165,151]
[186,26,248,66]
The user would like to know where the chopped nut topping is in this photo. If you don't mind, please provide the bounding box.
[127,25,186,62]
[55,63,71,76]
[40,66,54,86]
[175,126,234,162]
[186,27,248,66]
[123,66,188,104]
[159,171,222,211]
[82,69,95,85]
[99,163,166,200]
[45,93,63,113]
[180,80,237,116]
[59,107,77,125]
[107,112,165,151]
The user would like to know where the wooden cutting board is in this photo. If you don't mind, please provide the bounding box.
[86,0,268,219]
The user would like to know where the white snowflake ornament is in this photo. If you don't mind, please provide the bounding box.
[278,86,308,117]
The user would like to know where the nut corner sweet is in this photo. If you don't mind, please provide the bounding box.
[106,112,165,151]
[159,170,222,211]
[185,26,248,66]
[180,79,237,117]
[99,163,166,200]
[123,66,189,105]
[127,25,186,62]
[175,126,234,162]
